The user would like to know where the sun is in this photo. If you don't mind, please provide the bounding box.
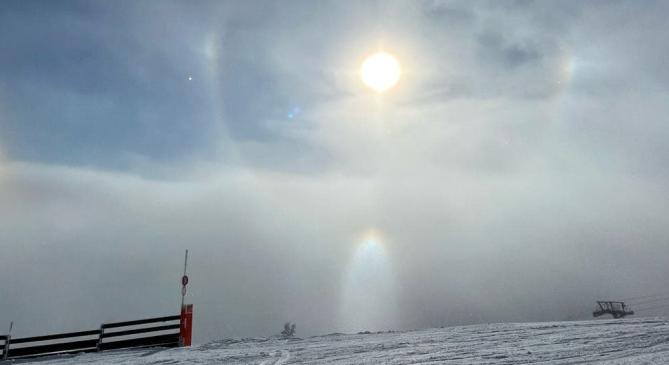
[360,52,401,93]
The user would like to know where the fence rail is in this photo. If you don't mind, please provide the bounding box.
[102,315,181,329]
[99,333,180,352]
[7,339,99,358]
[1,306,192,361]
[102,324,180,338]
[10,330,101,344]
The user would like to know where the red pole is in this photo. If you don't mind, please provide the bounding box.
[179,304,193,346]
[178,250,192,347]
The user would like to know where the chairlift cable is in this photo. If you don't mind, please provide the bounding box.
[629,295,669,307]
[635,303,669,312]
[621,291,669,301]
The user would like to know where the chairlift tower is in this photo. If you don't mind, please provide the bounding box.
[593,301,634,318]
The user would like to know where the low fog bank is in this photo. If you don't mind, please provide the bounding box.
[1,158,668,342]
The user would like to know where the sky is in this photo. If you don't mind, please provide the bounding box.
[2,0,669,343]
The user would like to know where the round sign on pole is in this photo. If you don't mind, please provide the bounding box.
[182,275,189,286]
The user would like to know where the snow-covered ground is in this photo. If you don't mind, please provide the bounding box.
[12,317,669,364]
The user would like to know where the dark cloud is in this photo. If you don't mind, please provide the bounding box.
[0,1,218,167]
[476,32,542,69]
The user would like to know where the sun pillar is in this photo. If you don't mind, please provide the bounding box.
[338,231,399,332]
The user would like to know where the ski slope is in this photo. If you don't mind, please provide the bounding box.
[14,317,669,364]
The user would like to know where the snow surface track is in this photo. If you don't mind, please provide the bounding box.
[12,318,669,364]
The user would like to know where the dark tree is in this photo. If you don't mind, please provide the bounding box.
[281,322,296,337]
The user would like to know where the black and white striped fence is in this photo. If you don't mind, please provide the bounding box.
[1,309,192,361]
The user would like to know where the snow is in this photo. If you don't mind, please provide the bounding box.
[12,317,669,364]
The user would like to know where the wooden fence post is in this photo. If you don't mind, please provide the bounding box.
[96,325,104,352]
[2,336,10,360]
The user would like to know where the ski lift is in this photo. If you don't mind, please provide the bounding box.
[593,301,634,318]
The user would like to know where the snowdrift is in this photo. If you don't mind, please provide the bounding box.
[13,317,669,364]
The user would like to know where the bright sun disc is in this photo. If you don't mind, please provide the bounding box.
[360,52,401,93]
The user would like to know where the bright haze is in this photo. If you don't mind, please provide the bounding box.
[2,1,669,343]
